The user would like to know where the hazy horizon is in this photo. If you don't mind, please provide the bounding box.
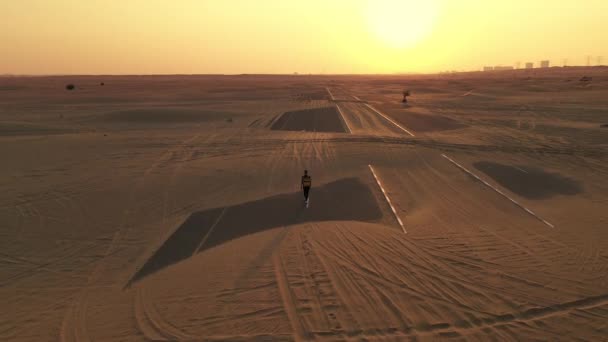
[2,0,607,75]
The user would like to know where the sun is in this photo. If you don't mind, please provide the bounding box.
[366,0,440,49]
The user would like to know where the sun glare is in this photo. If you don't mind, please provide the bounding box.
[366,0,440,49]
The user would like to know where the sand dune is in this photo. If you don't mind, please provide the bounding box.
[130,178,382,284]
[2,68,608,341]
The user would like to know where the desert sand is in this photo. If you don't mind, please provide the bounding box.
[2,68,608,341]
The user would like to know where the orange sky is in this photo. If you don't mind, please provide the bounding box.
[1,0,607,74]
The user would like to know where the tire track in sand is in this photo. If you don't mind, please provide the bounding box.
[60,133,202,342]
[273,252,307,341]
[133,286,197,341]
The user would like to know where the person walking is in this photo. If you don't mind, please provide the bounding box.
[301,170,312,207]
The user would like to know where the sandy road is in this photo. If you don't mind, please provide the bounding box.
[368,164,406,233]
[337,102,403,136]
[327,86,407,136]
[364,104,415,137]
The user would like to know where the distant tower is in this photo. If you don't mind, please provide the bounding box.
[525,62,534,69]
[598,56,604,66]
[587,55,592,66]
[515,61,521,69]
[540,60,550,68]
[563,59,568,67]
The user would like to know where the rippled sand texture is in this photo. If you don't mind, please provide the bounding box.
[2,68,608,341]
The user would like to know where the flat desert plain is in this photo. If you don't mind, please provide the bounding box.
[2,69,608,341]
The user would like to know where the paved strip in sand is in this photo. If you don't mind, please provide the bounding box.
[325,87,335,101]
[335,105,352,133]
[368,164,406,233]
[194,207,228,254]
[514,166,529,174]
[326,87,352,133]
[441,154,555,228]
[364,104,416,137]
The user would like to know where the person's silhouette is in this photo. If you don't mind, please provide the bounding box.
[301,170,312,207]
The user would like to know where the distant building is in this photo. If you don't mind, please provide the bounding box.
[493,66,514,71]
[540,60,550,68]
[525,62,534,69]
[483,66,494,71]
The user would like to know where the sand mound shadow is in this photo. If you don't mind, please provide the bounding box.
[270,107,347,133]
[474,161,582,199]
[129,178,381,284]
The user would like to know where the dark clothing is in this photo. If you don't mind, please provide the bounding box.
[303,186,311,200]
[301,174,312,201]
[301,175,311,187]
